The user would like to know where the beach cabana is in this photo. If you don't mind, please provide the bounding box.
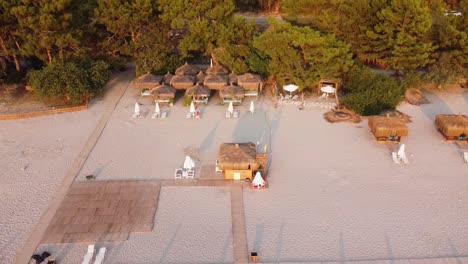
[203,74,228,90]
[220,84,245,104]
[170,74,195,90]
[150,84,176,103]
[175,62,199,76]
[435,114,468,141]
[206,64,229,75]
[136,73,162,89]
[237,73,263,97]
[217,143,260,181]
[368,115,408,142]
[185,83,211,104]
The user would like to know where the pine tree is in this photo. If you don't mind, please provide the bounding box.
[0,0,21,71]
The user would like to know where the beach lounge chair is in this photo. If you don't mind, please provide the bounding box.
[93,247,106,264]
[397,144,409,164]
[151,112,160,119]
[82,245,95,264]
[195,110,201,119]
[392,152,400,164]
[225,112,232,118]
[160,112,167,119]
[186,112,192,119]
[233,110,239,118]
[185,169,195,179]
[463,152,468,163]
[174,168,183,179]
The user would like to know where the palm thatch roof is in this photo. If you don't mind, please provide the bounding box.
[163,72,174,84]
[323,108,361,123]
[175,62,199,76]
[405,88,429,105]
[206,64,229,75]
[237,73,262,91]
[203,74,228,90]
[228,72,238,84]
[435,114,468,137]
[185,83,211,97]
[195,71,206,83]
[170,74,195,89]
[218,143,260,171]
[150,84,176,99]
[136,73,162,88]
[368,115,409,138]
[220,84,245,99]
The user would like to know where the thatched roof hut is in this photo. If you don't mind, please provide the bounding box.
[163,72,174,84]
[220,84,245,99]
[170,74,195,89]
[136,73,162,89]
[218,143,260,171]
[435,114,468,138]
[195,71,206,83]
[237,73,263,91]
[206,64,229,75]
[150,84,176,99]
[175,62,199,76]
[323,108,361,123]
[203,74,228,90]
[228,72,238,84]
[405,88,428,105]
[185,83,211,98]
[368,115,408,140]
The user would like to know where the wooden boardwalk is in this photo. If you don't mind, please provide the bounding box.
[230,185,249,264]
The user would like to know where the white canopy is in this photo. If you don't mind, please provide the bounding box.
[252,172,265,186]
[189,102,196,113]
[134,102,140,114]
[283,84,299,93]
[249,100,255,114]
[321,85,336,94]
[183,155,195,169]
[154,102,160,114]
[228,101,234,114]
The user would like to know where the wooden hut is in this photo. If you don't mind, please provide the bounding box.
[435,114,468,141]
[203,74,228,90]
[175,62,199,76]
[237,73,263,97]
[163,72,174,85]
[318,78,342,94]
[217,143,260,180]
[185,83,211,104]
[170,74,195,89]
[150,84,176,103]
[220,84,245,104]
[368,115,408,142]
[136,73,162,89]
[206,64,229,75]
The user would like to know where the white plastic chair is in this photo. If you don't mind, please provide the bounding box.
[174,168,183,179]
[93,247,106,264]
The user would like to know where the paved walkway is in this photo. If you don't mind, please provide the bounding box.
[15,69,134,264]
[231,185,249,264]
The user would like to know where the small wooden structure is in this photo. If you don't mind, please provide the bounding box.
[237,73,263,97]
[150,84,176,103]
[220,84,245,104]
[163,72,174,85]
[135,73,162,89]
[217,143,260,181]
[204,74,228,90]
[185,83,211,104]
[368,115,408,142]
[318,78,342,94]
[206,64,229,75]
[170,74,195,89]
[175,62,199,76]
[435,114,468,141]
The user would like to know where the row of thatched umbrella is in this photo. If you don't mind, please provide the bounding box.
[148,82,252,101]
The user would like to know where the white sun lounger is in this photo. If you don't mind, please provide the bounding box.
[160,112,167,119]
[225,112,231,118]
[93,247,106,264]
[174,168,183,179]
[186,112,192,119]
[185,169,195,179]
[82,245,95,264]
[151,112,160,119]
[233,110,239,118]
[463,152,468,163]
[392,152,400,164]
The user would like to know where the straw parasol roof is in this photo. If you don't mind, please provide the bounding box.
[237,73,262,91]
[206,64,229,75]
[163,72,174,84]
[405,88,429,105]
[150,84,176,99]
[218,143,260,171]
[170,74,195,89]
[228,72,238,84]
[368,115,409,138]
[195,71,206,83]
[323,108,361,123]
[175,62,199,76]
[435,114,468,137]
[380,110,412,123]
[185,83,211,98]
[220,84,245,99]
[203,74,228,90]
[136,73,162,88]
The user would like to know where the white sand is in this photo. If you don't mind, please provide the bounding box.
[36,187,233,264]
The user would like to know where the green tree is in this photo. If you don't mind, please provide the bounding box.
[0,0,22,71]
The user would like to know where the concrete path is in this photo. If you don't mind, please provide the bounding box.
[230,185,249,264]
[15,69,134,264]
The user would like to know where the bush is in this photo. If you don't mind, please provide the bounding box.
[341,66,404,116]
[182,95,192,107]
[28,60,110,104]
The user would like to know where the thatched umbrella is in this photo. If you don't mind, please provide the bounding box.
[435,114,468,139]
[323,108,361,123]
[218,143,260,171]
[228,72,238,84]
[368,115,408,141]
[206,64,229,75]
[220,84,245,100]
[170,74,195,89]
[405,88,428,105]
[185,83,211,99]
[203,74,228,90]
[135,73,162,89]
[195,71,206,83]
[237,73,263,91]
[163,72,174,84]
[150,84,176,100]
[175,62,199,76]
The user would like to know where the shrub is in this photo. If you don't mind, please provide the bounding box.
[341,67,404,116]
[183,95,192,107]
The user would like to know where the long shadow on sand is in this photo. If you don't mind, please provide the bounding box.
[420,90,454,121]
[200,122,219,152]
[463,91,468,104]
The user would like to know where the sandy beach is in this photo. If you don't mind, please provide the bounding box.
[1,70,467,263]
